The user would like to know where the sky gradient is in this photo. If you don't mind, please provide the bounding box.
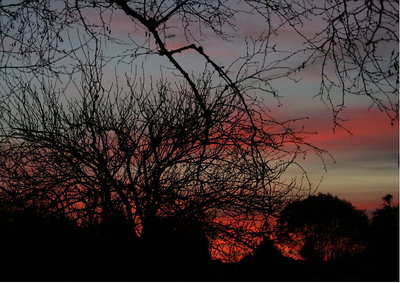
[60,3,400,214]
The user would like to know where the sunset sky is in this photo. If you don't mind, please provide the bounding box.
[4,1,397,214]
[0,2,398,278]
[89,5,398,214]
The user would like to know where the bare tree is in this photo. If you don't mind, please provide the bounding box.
[1,1,397,124]
[0,43,325,260]
[246,0,398,124]
[0,0,397,261]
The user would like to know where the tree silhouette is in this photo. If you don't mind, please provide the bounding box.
[277,193,369,262]
[382,194,395,206]
[0,1,397,126]
[0,46,322,262]
[367,194,399,281]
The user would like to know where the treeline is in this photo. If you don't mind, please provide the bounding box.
[240,193,399,281]
[0,193,398,281]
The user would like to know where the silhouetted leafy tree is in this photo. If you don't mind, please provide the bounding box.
[370,194,399,241]
[277,193,369,262]
[367,194,399,281]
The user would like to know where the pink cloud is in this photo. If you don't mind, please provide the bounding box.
[299,108,398,153]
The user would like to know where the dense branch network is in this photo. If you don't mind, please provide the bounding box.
[0,0,397,261]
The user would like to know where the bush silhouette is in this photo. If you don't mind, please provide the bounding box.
[0,206,84,280]
[242,236,284,264]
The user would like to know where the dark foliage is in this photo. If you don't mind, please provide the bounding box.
[0,193,399,281]
[366,194,399,281]
[0,203,211,281]
[277,193,370,262]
